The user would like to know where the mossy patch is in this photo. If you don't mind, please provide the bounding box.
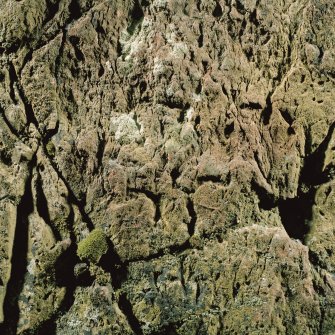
[46,140,55,157]
[77,229,109,263]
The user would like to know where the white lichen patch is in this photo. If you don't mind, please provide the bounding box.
[180,123,197,145]
[153,57,167,76]
[172,42,189,59]
[164,138,181,154]
[186,107,195,121]
[110,113,142,145]
[192,93,202,102]
[27,259,36,275]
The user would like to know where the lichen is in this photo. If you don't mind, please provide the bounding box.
[77,229,109,263]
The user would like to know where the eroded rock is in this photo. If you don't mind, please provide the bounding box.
[0,0,335,334]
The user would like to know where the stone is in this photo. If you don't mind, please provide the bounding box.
[0,0,334,334]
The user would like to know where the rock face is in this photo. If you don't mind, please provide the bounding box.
[0,0,334,334]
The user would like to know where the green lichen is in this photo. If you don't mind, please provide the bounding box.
[77,229,109,263]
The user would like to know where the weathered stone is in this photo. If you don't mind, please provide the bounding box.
[0,0,334,334]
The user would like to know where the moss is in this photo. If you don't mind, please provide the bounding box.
[46,140,55,157]
[77,229,109,263]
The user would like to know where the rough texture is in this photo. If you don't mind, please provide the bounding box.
[0,0,335,334]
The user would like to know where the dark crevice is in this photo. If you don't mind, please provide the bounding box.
[74,264,93,288]
[33,318,57,335]
[301,122,335,185]
[244,48,253,61]
[35,208,82,333]
[133,113,142,132]
[43,0,61,28]
[42,150,95,231]
[8,63,18,104]
[224,122,234,138]
[99,239,126,290]
[118,293,143,335]
[0,150,11,166]
[309,250,325,270]
[54,244,78,289]
[95,23,106,36]
[0,163,34,335]
[128,188,161,223]
[159,120,165,138]
[117,40,122,57]
[252,181,276,210]
[18,0,89,76]
[163,99,189,110]
[202,61,208,72]
[127,0,144,35]
[190,50,195,63]
[194,115,201,127]
[43,120,59,145]
[8,62,39,130]
[127,248,165,263]
[2,42,20,55]
[198,23,204,47]
[213,1,223,17]
[278,193,313,241]
[170,167,181,187]
[261,94,273,125]
[279,109,293,126]
[151,325,178,335]
[139,81,147,94]
[253,123,335,241]
[69,36,85,62]
[35,246,80,335]
[194,115,201,138]
[35,172,62,241]
[69,0,82,20]
[235,0,246,14]
[186,198,197,236]
[140,0,150,6]
[278,123,335,241]
[240,102,262,110]
[233,282,240,298]
[221,84,228,97]
[288,126,295,135]
[252,124,335,240]
[195,81,202,95]
[55,30,66,82]
[177,110,186,123]
[238,19,247,41]
[19,49,34,78]
[95,134,106,174]
[131,0,144,21]
[250,9,259,26]
[125,239,193,265]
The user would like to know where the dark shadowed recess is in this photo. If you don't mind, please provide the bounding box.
[118,293,144,335]
[151,326,179,335]
[0,169,34,335]
[256,123,335,241]
[33,243,84,335]
[99,239,127,289]
[278,194,313,240]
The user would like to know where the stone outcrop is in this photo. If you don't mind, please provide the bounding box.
[0,0,334,334]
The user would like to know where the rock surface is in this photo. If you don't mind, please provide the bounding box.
[0,0,335,334]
